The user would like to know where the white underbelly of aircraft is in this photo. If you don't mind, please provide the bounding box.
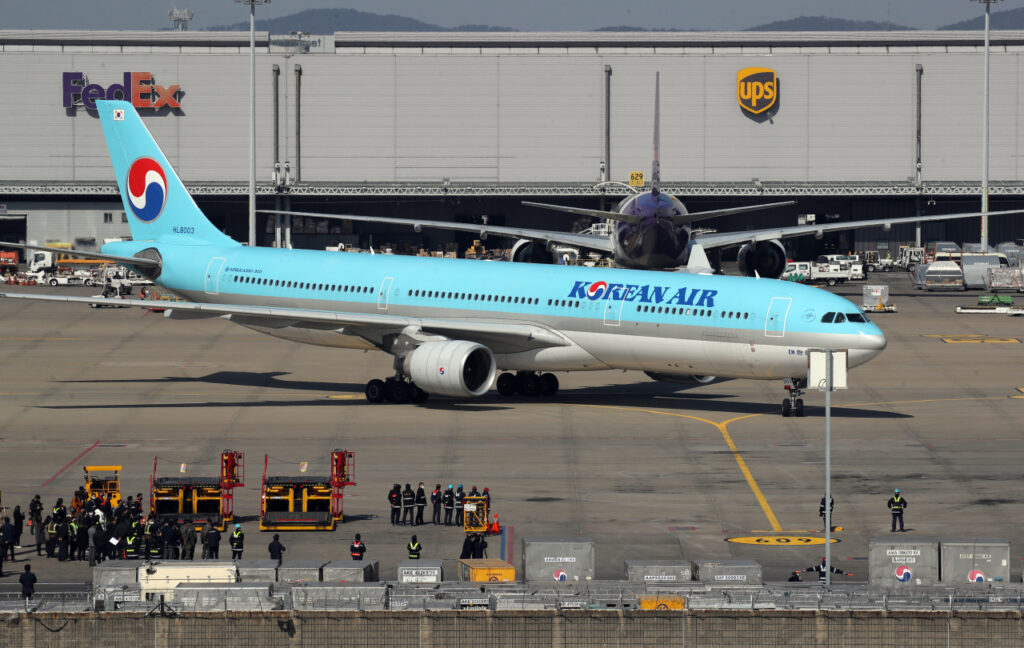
[240,323,378,350]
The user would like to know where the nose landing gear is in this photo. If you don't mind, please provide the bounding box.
[782,378,806,417]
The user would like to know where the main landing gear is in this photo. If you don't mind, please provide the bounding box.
[782,378,806,417]
[496,371,560,398]
[365,376,429,404]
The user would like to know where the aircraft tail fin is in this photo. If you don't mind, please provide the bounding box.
[97,100,238,247]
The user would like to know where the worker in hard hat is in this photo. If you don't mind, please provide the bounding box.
[887,488,907,532]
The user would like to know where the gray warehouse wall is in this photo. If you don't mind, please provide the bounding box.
[0,35,1022,186]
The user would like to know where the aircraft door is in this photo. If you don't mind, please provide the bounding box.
[603,290,626,327]
[764,296,792,338]
[204,257,226,295]
[377,277,394,310]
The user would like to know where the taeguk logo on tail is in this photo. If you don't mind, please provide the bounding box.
[894,565,912,583]
[553,569,568,581]
[968,570,986,583]
[126,157,167,223]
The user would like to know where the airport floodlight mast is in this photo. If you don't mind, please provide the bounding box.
[973,0,1003,251]
[236,0,270,247]
[168,8,194,32]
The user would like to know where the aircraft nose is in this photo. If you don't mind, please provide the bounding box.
[848,330,887,367]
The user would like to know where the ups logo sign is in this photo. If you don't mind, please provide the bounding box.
[737,67,778,116]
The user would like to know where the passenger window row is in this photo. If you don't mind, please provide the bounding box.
[635,304,750,320]
[231,275,372,294]
[820,312,867,323]
[409,289,539,305]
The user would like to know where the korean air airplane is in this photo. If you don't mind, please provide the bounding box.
[0,101,888,416]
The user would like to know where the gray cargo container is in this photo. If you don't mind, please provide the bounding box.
[521,537,595,582]
[624,560,693,583]
[869,536,939,586]
[692,559,762,585]
[322,560,378,583]
[276,560,327,584]
[940,538,1010,584]
[397,559,443,584]
[93,560,139,587]
[235,559,278,583]
[173,582,275,611]
[290,582,388,610]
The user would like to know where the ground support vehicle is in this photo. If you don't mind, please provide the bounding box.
[259,450,355,531]
[150,451,244,532]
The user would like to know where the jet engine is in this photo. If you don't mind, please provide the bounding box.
[510,239,555,264]
[644,371,717,385]
[403,340,497,398]
[737,240,787,279]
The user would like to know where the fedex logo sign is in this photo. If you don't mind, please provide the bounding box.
[62,72,182,111]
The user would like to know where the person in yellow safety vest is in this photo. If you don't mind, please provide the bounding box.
[124,534,140,559]
[407,535,422,559]
[887,488,907,532]
[230,524,244,560]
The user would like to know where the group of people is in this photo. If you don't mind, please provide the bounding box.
[0,489,254,569]
[388,483,490,527]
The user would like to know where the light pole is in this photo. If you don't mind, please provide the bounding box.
[973,0,1003,251]
[235,0,269,247]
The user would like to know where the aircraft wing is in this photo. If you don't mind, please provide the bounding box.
[260,209,613,254]
[0,292,570,354]
[694,208,1024,250]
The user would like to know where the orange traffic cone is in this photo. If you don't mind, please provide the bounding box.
[489,512,500,534]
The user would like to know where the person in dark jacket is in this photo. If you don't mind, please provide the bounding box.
[430,484,442,525]
[805,557,852,583]
[350,534,366,560]
[442,485,455,526]
[34,515,46,557]
[819,495,835,531]
[887,488,907,532]
[415,483,427,526]
[19,564,36,599]
[93,524,108,563]
[161,521,177,559]
[471,533,488,559]
[56,520,69,561]
[268,534,285,566]
[460,534,475,559]
[13,506,25,549]
[76,520,89,561]
[401,483,415,526]
[388,484,401,525]
[204,526,221,559]
[28,496,43,525]
[180,522,197,560]
[229,524,244,560]
[200,520,213,559]
[0,517,15,562]
[44,516,57,558]
[454,485,465,526]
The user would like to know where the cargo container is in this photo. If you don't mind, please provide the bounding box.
[521,537,595,582]
[397,559,443,584]
[235,559,278,583]
[624,560,693,583]
[639,595,686,610]
[458,558,516,583]
[322,560,378,583]
[692,559,762,584]
[869,536,939,586]
[277,560,328,584]
[940,539,1010,584]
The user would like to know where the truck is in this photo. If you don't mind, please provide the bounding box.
[817,254,866,280]
[782,260,856,286]
[878,246,924,272]
[0,250,17,275]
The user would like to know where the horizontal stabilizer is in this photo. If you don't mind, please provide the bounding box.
[672,201,795,225]
[521,201,645,225]
[0,241,160,268]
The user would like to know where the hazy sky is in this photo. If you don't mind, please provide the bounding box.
[3,0,1007,31]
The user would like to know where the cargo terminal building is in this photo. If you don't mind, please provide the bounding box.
[2,29,1024,260]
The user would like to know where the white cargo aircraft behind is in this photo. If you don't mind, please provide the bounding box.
[0,101,896,416]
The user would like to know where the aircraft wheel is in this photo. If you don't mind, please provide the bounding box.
[781,399,792,417]
[794,399,805,417]
[365,379,386,403]
[410,385,429,404]
[388,380,411,404]
[539,373,559,397]
[518,372,540,397]
[496,373,518,396]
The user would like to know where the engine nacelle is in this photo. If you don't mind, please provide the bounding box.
[404,340,497,398]
[644,371,717,385]
[510,239,554,264]
[737,239,788,279]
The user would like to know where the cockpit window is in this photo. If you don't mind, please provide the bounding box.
[846,313,866,323]
[820,312,835,323]
[834,313,846,323]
